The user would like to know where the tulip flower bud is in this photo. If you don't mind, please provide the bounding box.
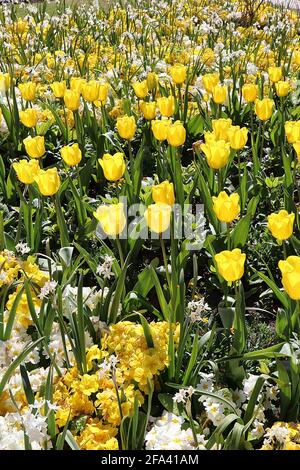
[242,83,258,103]
[157,96,175,117]
[144,203,172,233]
[34,168,61,196]
[200,140,230,169]
[152,181,175,206]
[13,159,40,184]
[19,82,36,101]
[139,100,156,120]
[151,119,171,141]
[51,81,67,98]
[19,108,38,128]
[212,84,227,104]
[23,136,45,159]
[275,81,290,97]
[94,203,126,236]
[215,249,246,282]
[268,66,282,83]
[212,119,232,141]
[278,256,300,300]
[170,64,187,85]
[212,192,240,223]
[60,143,82,166]
[267,210,295,241]
[132,80,148,99]
[254,98,274,121]
[64,89,80,111]
[98,152,126,181]
[166,121,186,147]
[202,73,219,93]
[116,115,136,140]
[227,126,248,150]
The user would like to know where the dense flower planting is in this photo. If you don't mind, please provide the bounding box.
[1,0,300,450]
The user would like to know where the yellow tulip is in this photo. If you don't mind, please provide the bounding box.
[50,81,67,98]
[200,141,231,169]
[70,77,86,94]
[93,203,126,236]
[267,210,295,241]
[157,96,175,117]
[285,121,300,143]
[146,72,158,91]
[96,83,109,105]
[275,81,290,97]
[166,121,186,147]
[212,84,227,104]
[0,73,10,92]
[268,66,282,83]
[212,192,240,223]
[215,249,246,282]
[242,83,258,103]
[116,115,136,140]
[34,168,61,196]
[202,73,219,93]
[170,64,187,84]
[151,119,171,141]
[12,159,40,184]
[98,152,126,181]
[293,141,300,162]
[82,81,100,102]
[64,90,80,111]
[204,131,217,143]
[278,256,300,300]
[140,100,156,120]
[132,80,148,99]
[19,82,36,101]
[152,181,175,206]
[60,143,82,166]
[23,136,45,159]
[227,126,248,150]
[212,118,232,141]
[144,203,172,234]
[19,108,38,128]
[254,98,274,121]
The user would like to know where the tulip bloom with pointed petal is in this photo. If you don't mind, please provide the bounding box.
[166,121,186,147]
[94,203,126,236]
[34,168,61,196]
[212,84,227,104]
[227,126,248,150]
[157,96,175,117]
[64,90,80,111]
[51,81,67,98]
[98,153,126,181]
[13,159,40,185]
[212,119,232,141]
[278,256,300,300]
[202,73,219,93]
[254,98,274,121]
[19,82,36,101]
[215,249,246,282]
[19,108,38,128]
[285,121,300,144]
[268,66,282,83]
[267,210,295,241]
[242,83,258,103]
[151,119,171,141]
[200,140,230,170]
[293,142,300,162]
[116,115,136,140]
[60,143,82,166]
[23,136,45,159]
[144,203,172,234]
[152,181,175,206]
[132,80,148,99]
[140,101,156,120]
[212,192,240,223]
[170,64,187,84]
[275,81,290,97]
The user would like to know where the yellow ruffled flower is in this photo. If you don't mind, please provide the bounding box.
[34,168,61,196]
[152,180,175,206]
[278,256,300,300]
[13,159,40,184]
[60,143,82,166]
[23,136,45,159]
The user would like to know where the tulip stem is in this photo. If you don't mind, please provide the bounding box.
[116,235,124,269]
[160,234,171,290]
[283,240,287,260]
[128,140,133,174]
[226,223,231,250]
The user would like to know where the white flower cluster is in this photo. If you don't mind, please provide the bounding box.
[145,412,207,450]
